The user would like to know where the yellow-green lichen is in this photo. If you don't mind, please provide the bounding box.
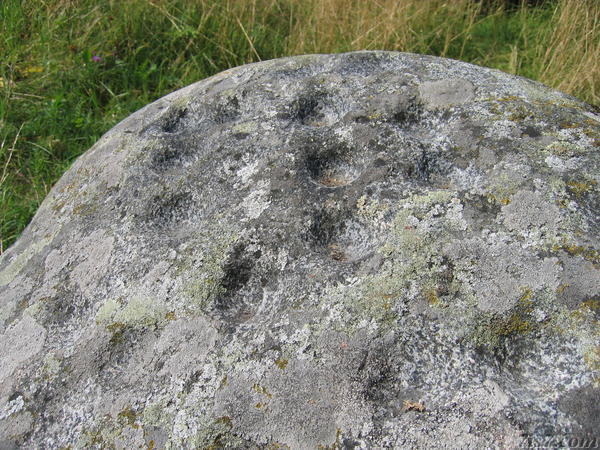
[485,172,523,206]
[178,222,240,314]
[566,179,597,198]
[95,296,169,330]
[231,121,258,135]
[0,234,54,287]
[546,141,587,157]
[0,300,16,329]
[115,296,168,328]
[142,398,173,429]
[274,358,288,370]
[583,346,600,386]
[117,406,139,429]
[42,352,62,380]
[23,300,43,319]
[556,300,600,385]
[95,298,121,324]
[469,288,539,350]
[321,191,463,332]
[552,241,600,266]
[253,383,273,399]
[76,415,122,449]
[192,415,247,449]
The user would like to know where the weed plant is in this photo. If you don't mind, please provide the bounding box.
[0,0,598,251]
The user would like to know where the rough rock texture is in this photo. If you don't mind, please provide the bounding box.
[1,51,599,449]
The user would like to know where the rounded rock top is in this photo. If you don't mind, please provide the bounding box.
[1,51,599,448]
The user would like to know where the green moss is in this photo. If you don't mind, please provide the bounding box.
[552,300,600,385]
[583,346,600,387]
[214,416,232,427]
[219,375,228,389]
[508,105,531,122]
[519,287,535,307]
[580,299,600,311]
[424,287,444,307]
[498,312,533,336]
[106,322,126,345]
[486,193,511,206]
[496,95,520,102]
[558,121,581,130]
[77,415,121,449]
[185,276,225,312]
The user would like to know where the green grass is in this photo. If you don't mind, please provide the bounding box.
[0,0,598,251]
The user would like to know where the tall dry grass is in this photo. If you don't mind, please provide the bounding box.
[537,0,599,104]
[283,0,598,105]
[286,0,483,56]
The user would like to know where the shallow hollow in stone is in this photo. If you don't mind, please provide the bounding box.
[304,140,372,187]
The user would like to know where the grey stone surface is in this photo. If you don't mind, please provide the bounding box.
[1,51,599,448]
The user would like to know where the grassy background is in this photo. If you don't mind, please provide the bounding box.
[1,0,598,252]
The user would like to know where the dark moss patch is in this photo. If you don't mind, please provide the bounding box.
[565,179,598,199]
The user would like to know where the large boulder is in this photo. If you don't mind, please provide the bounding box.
[1,51,599,448]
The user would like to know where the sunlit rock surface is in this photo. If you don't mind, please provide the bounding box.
[1,51,599,448]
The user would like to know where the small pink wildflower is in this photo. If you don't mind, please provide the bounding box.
[92,54,102,62]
